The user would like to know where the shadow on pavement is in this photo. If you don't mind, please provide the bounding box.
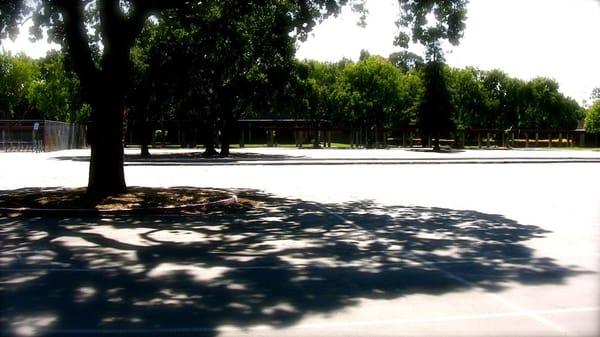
[50,151,600,167]
[0,190,588,336]
[52,151,305,164]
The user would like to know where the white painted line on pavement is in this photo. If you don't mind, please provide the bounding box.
[258,306,599,330]
[11,307,599,335]
[312,203,577,337]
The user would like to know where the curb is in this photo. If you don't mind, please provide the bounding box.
[0,194,239,217]
[121,158,600,167]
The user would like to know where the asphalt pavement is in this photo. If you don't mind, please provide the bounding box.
[1,147,599,337]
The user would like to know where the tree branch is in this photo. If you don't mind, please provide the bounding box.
[98,0,125,47]
[134,0,189,13]
[52,0,99,102]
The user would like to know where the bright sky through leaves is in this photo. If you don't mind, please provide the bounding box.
[2,0,599,104]
[296,0,600,105]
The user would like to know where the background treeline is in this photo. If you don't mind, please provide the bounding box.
[1,48,598,139]
[284,53,586,133]
[0,52,89,122]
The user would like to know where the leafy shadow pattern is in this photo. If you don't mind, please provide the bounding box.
[0,190,587,336]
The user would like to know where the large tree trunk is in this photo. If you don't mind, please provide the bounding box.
[220,109,235,157]
[87,97,126,196]
[86,47,129,196]
[202,119,218,157]
[220,119,231,157]
[57,0,152,197]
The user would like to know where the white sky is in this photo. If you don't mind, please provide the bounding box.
[296,0,600,105]
[2,0,599,104]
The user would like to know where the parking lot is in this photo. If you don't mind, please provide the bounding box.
[1,148,599,336]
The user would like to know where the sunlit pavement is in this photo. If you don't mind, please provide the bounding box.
[1,148,599,337]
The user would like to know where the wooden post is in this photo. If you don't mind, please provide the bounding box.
[383,131,388,148]
[525,132,529,148]
[402,132,406,147]
[358,126,362,147]
[410,131,414,147]
[548,132,552,148]
[535,132,539,147]
[294,129,297,147]
[267,130,273,147]
[569,133,574,147]
[240,129,245,148]
[558,132,562,147]
[486,132,491,148]
[477,132,481,149]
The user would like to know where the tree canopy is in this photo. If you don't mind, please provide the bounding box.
[0,53,38,119]
[395,0,469,150]
[1,0,590,194]
[417,61,453,150]
[585,101,600,134]
[0,0,367,196]
[396,0,469,61]
[30,52,89,123]
[0,52,88,121]
[1,50,584,139]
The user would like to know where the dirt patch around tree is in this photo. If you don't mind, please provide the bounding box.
[0,187,253,214]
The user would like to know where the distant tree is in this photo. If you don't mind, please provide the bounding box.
[591,87,600,102]
[417,62,454,151]
[340,56,409,145]
[359,49,371,61]
[388,51,424,72]
[393,69,424,128]
[448,67,488,129]
[521,77,582,130]
[584,101,600,133]
[29,52,89,123]
[303,61,342,147]
[0,53,39,119]
[395,0,468,151]
[499,76,526,129]
[479,69,536,130]
[554,96,584,130]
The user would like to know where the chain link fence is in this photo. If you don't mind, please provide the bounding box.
[0,120,87,152]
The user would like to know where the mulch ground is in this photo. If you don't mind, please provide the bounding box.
[0,187,251,212]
